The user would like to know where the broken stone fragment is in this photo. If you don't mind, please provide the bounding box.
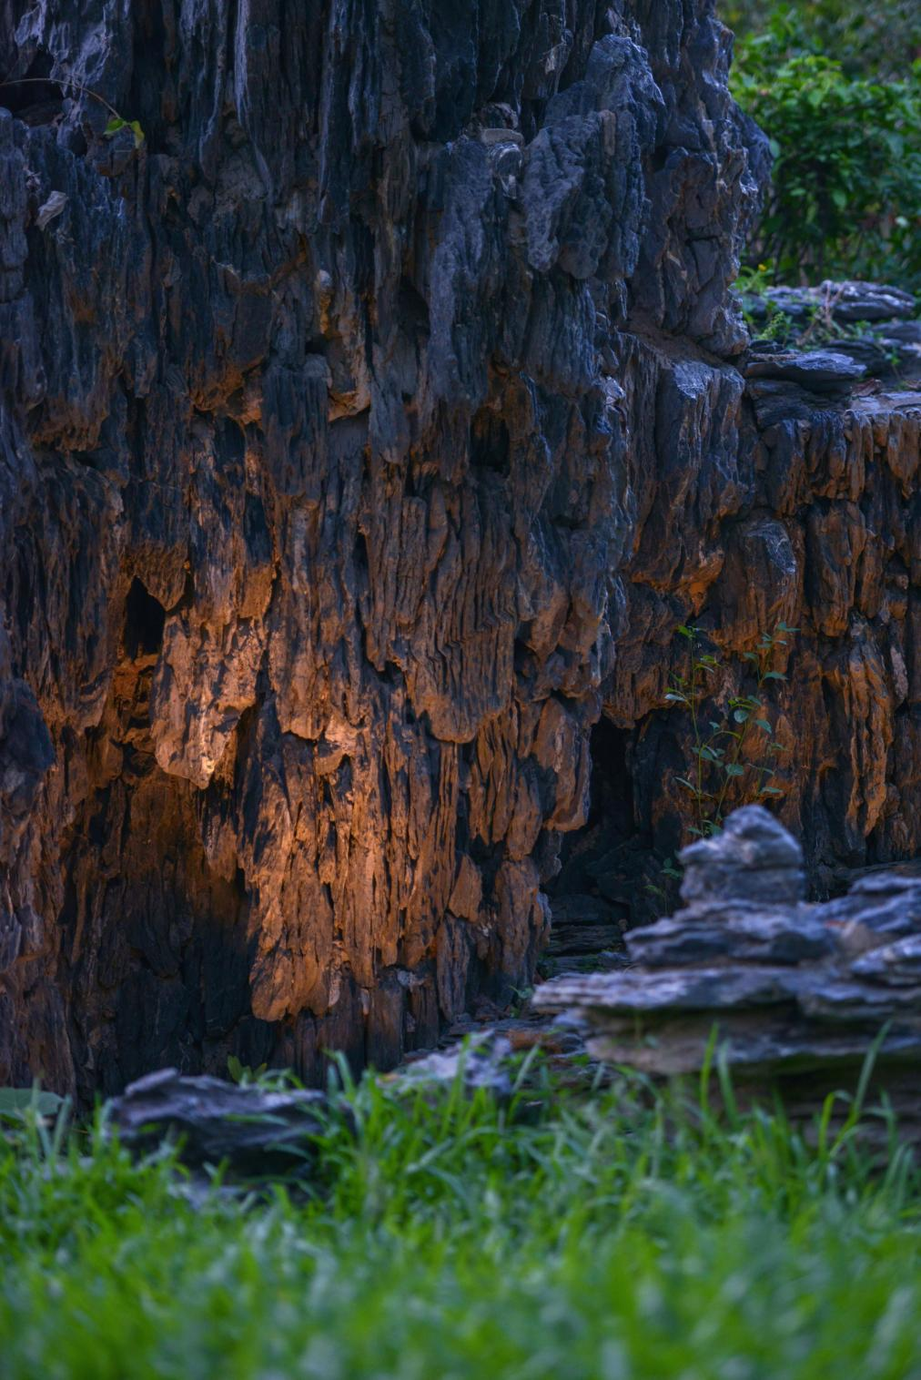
[395,1033,514,1099]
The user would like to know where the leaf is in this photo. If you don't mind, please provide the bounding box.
[755,718,773,733]
[760,785,784,796]
[0,1088,64,1116]
[762,671,787,681]
[104,115,145,148]
[227,1054,244,1084]
[724,763,746,778]
[733,709,749,723]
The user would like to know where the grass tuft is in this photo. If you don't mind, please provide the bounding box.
[1,1059,920,1378]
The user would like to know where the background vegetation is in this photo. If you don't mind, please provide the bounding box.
[724,1,921,288]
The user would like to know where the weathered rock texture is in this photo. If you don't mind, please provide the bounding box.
[1,1,920,1098]
[110,1066,330,1176]
[535,806,921,1142]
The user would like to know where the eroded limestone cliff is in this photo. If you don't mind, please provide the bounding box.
[1,0,919,1097]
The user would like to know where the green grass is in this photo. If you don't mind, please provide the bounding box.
[2,1059,921,1380]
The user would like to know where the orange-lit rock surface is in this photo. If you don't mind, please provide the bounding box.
[1,1,919,1097]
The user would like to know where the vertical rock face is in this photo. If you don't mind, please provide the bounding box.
[0,1,918,1096]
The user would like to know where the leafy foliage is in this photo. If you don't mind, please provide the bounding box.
[723,0,921,82]
[725,3,921,288]
[1,1060,920,1378]
[665,624,794,839]
[734,52,921,287]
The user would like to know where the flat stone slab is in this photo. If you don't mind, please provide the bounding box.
[752,281,917,324]
[110,1068,330,1175]
[745,349,866,393]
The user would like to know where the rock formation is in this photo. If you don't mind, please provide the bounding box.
[1,1,920,1098]
[534,806,921,1142]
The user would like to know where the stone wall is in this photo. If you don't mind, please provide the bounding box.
[1,0,918,1097]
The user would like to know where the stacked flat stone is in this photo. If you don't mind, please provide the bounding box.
[534,808,921,1124]
[740,280,921,379]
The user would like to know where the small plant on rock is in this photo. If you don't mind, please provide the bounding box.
[0,76,144,146]
[665,623,795,839]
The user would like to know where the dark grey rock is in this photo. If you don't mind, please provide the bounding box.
[818,281,916,324]
[878,320,921,346]
[396,1033,514,1098]
[627,905,832,968]
[109,1068,330,1175]
[745,349,866,394]
[816,874,921,940]
[851,935,921,986]
[758,281,917,325]
[824,337,892,375]
[679,806,805,907]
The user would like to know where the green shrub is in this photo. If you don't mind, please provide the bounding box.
[733,47,921,287]
[723,0,921,81]
[724,3,921,289]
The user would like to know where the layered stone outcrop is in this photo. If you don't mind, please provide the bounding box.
[535,806,921,1144]
[1,0,919,1098]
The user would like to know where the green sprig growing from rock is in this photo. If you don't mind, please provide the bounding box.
[0,76,144,147]
[665,622,796,839]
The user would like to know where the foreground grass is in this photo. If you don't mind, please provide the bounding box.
[1,1060,921,1380]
